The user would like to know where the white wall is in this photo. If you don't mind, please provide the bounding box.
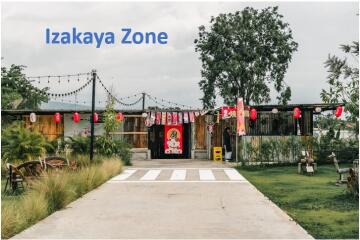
[64,113,105,138]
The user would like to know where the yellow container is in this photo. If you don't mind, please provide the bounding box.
[213,147,223,162]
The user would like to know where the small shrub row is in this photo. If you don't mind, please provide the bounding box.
[1,157,122,239]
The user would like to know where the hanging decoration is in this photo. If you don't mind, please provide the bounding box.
[93,113,99,123]
[145,117,151,127]
[54,112,61,124]
[207,123,214,134]
[115,112,124,122]
[271,108,279,114]
[164,125,183,154]
[194,111,200,117]
[73,112,80,123]
[161,112,166,125]
[315,107,322,113]
[29,113,37,123]
[249,108,257,121]
[178,112,183,125]
[150,112,156,125]
[189,111,195,123]
[183,112,189,123]
[236,98,246,136]
[216,111,220,124]
[167,112,172,125]
[335,105,343,118]
[142,112,148,118]
[293,107,301,119]
[221,106,237,119]
[172,112,178,125]
[155,112,161,125]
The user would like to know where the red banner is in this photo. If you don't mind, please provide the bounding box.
[172,112,178,125]
[221,106,237,119]
[161,112,166,125]
[236,98,246,136]
[155,112,161,125]
[164,125,183,154]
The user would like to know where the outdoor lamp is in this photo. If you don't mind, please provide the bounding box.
[93,113,99,123]
[29,112,37,123]
[54,112,61,124]
[249,108,257,121]
[293,107,301,119]
[116,112,124,122]
[73,112,80,123]
[335,106,343,118]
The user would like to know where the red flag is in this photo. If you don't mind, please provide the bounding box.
[155,112,161,125]
[167,112,172,125]
[172,112,178,125]
[189,112,195,123]
[178,112,183,124]
[161,112,166,125]
[183,112,189,123]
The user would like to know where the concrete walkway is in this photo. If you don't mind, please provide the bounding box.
[13,160,312,239]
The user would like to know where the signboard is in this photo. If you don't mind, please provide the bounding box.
[236,98,246,136]
[221,106,237,119]
[164,125,183,154]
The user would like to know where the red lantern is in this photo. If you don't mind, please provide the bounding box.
[54,112,61,124]
[293,107,301,119]
[73,112,80,123]
[93,113,99,123]
[249,108,257,121]
[116,112,124,122]
[335,106,343,118]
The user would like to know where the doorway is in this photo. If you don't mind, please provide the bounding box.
[148,124,191,159]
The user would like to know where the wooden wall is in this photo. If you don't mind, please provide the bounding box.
[112,115,148,148]
[194,116,207,150]
[23,115,63,141]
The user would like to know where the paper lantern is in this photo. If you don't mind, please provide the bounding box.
[315,107,322,113]
[29,113,36,123]
[54,112,61,124]
[271,108,278,114]
[142,112,148,118]
[93,113,99,123]
[293,107,301,119]
[335,106,343,118]
[73,112,80,123]
[249,108,257,121]
[116,112,124,122]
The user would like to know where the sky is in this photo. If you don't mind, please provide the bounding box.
[1,1,359,110]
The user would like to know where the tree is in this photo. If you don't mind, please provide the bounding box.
[194,6,298,108]
[1,64,49,110]
[103,94,121,136]
[321,42,359,125]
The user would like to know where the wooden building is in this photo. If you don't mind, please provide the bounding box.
[2,103,338,161]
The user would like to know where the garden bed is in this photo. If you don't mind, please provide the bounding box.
[237,164,358,239]
[1,156,122,239]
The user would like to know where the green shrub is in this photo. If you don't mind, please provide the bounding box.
[65,136,90,154]
[1,122,52,162]
[65,136,132,165]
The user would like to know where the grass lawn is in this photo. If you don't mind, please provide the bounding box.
[237,164,358,239]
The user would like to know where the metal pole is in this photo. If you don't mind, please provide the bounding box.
[142,92,146,111]
[90,69,96,162]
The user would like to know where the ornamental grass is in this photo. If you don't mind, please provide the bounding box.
[1,156,122,239]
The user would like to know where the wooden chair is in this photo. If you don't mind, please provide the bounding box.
[328,152,350,183]
[43,156,69,170]
[4,163,26,193]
